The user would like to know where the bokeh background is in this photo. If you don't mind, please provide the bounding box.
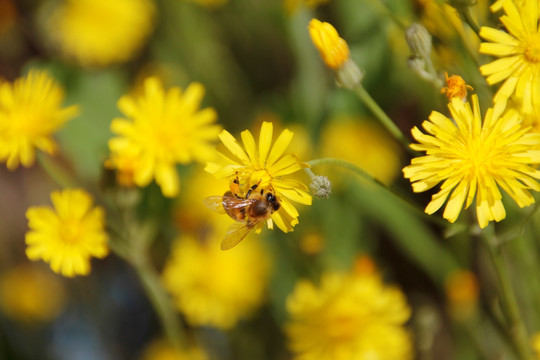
[1,0,538,359]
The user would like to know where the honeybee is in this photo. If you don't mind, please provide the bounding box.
[204,181,280,250]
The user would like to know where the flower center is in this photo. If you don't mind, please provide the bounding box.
[249,169,273,189]
[524,37,540,63]
[59,220,82,244]
[326,315,359,340]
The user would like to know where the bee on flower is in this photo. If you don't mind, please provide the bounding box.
[205,121,312,249]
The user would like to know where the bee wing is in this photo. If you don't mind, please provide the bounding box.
[203,196,227,214]
[220,219,262,250]
[204,195,256,214]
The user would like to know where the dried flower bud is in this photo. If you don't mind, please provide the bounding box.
[405,23,432,60]
[310,175,332,199]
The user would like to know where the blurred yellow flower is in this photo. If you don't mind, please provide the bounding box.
[108,77,220,197]
[444,269,479,320]
[47,0,156,67]
[321,119,402,185]
[162,226,270,329]
[403,95,540,228]
[286,263,413,360]
[141,339,208,360]
[0,70,78,170]
[25,189,109,277]
[205,121,312,233]
[441,73,473,101]
[532,332,540,359]
[0,263,66,322]
[308,19,350,70]
[479,0,540,114]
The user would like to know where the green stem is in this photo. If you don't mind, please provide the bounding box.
[353,85,413,152]
[461,6,481,38]
[131,251,185,351]
[37,153,77,188]
[480,228,533,360]
[307,158,448,227]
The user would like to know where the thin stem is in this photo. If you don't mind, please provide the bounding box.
[307,158,448,227]
[461,6,481,38]
[480,227,533,360]
[37,153,77,189]
[353,85,413,153]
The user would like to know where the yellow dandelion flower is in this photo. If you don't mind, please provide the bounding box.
[441,73,474,101]
[47,0,156,67]
[308,18,350,70]
[479,0,540,114]
[0,70,78,170]
[162,227,270,329]
[205,121,312,233]
[403,94,540,228]
[0,263,66,322]
[25,189,109,277]
[108,77,220,197]
[286,264,413,360]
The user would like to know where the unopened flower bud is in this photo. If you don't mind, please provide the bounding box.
[405,23,432,59]
[407,56,431,81]
[310,175,332,199]
[335,59,364,89]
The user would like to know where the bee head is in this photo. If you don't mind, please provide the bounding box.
[266,192,280,211]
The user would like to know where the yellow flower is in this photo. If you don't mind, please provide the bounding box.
[205,121,312,233]
[479,0,540,114]
[0,263,66,322]
[440,73,474,101]
[403,95,540,228]
[286,263,413,360]
[162,226,270,329]
[444,269,479,320]
[47,0,156,67]
[321,118,402,185]
[308,19,350,70]
[25,189,109,277]
[532,332,540,359]
[0,70,78,170]
[108,77,220,197]
[141,339,208,360]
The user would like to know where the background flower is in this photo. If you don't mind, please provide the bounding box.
[0,70,78,170]
[108,77,220,197]
[25,188,109,277]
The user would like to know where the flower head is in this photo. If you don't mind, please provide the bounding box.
[285,261,413,360]
[445,269,479,320]
[47,0,155,67]
[108,77,220,197]
[0,70,78,170]
[308,19,350,70]
[0,263,66,322]
[479,0,540,113]
[441,73,474,101]
[403,94,540,228]
[25,189,109,277]
[205,121,312,233]
[162,227,270,329]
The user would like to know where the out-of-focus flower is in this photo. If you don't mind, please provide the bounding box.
[0,70,78,170]
[141,338,208,360]
[321,119,402,185]
[444,269,479,320]
[205,121,312,233]
[299,231,324,255]
[532,332,540,359]
[0,0,17,35]
[479,0,540,114]
[46,0,156,67]
[0,263,66,322]
[162,224,270,329]
[403,94,540,228]
[441,73,473,101]
[25,189,109,277]
[284,0,330,15]
[286,260,413,360]
[108,77,220,197]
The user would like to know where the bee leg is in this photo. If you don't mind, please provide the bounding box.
[230,172,241,198]
[245,179,262,199]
